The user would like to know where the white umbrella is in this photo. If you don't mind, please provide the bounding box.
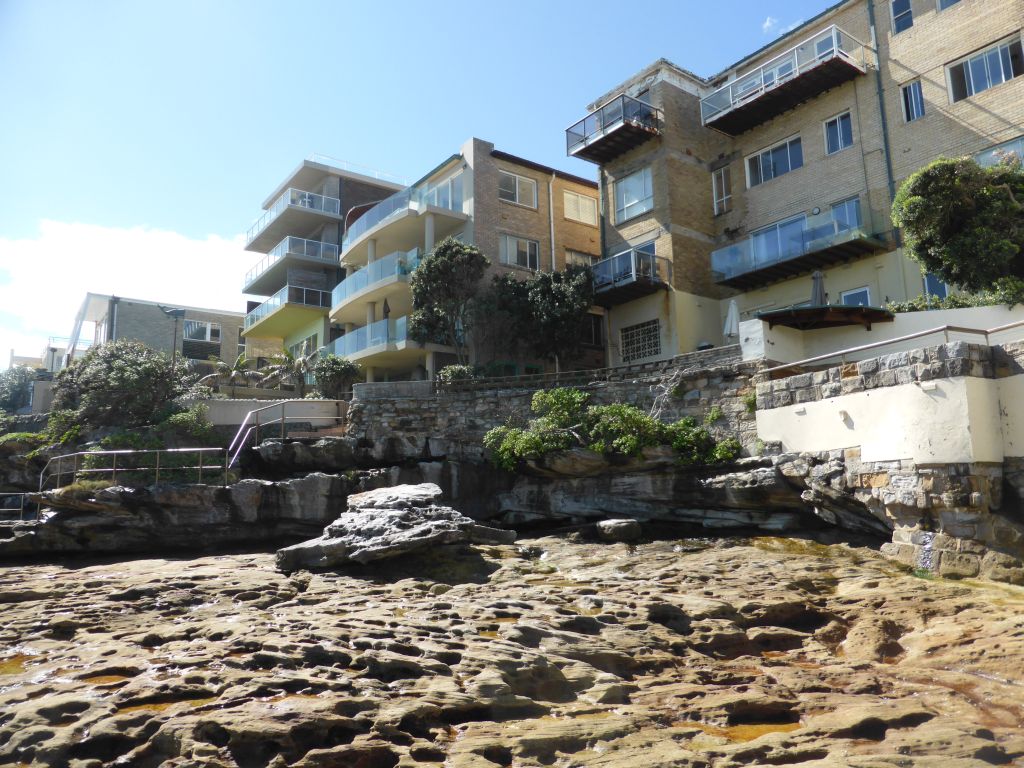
[723,299,740,338]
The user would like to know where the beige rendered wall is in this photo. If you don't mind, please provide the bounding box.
[201,398,345,428]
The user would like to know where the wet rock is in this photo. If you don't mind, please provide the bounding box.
[596,519,642,542]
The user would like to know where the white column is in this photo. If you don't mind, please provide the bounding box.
[367,238,377,264]
[424,212,436,251]
[366,302,376,327]
[365,366,376,383]
[425,351,437,380]
[344,322,355,334]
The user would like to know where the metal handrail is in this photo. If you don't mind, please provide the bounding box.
[226,399,348,468]
[38,448,230,492]
[0,493,36,522]
[761,318,1024,374]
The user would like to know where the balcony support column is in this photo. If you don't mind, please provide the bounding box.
[424,213,436,252]
[367,238,377,264]
[366,302,377,327]
[425,351,436,380]
[365,366,376,384]
[344,323,355,334]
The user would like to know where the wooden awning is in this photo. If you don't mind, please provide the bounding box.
[756,304,895,331]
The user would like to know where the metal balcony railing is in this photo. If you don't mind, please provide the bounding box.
[566,94,663,157]
[592,247,672,292]
[244,237,339,290]
[342,174,464,251]
[246,188,342,244]
[244,284,332,329]
[326,317,408,357]
[332,248,421,307]
[700,25,869,125]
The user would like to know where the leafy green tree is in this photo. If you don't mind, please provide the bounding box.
[260,349,319,397]
[51,339,195,429]
[892,156,1024,291]
[198,353,260,398]
[408,237,489,364]
[471,273,531,370]
[312,355,361,399]
[0,366,36,413]
[525,264,595,373]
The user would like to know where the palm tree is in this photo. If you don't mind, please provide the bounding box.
[198,354,260,398]
[259,349,318,397]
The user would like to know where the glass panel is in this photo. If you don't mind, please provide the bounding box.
[826,119,840,154]
[1010,41,1024,78]
[748,156,762,186]
[518,177,536,208]
[771,144,790,177]
[498,173,517,202]
[950,63,969,102]
[789,138,803,169]
[892,0,913,32]
[839,114,853,148]
[969,55,989,94]
[841,288,870,307]
[987,48,1005,86]
[924,273,948,299]
[751,228,779,266]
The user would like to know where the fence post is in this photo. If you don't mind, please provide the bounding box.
[112,453,117,486]
[73,453,79,486]
[197,450,203,485]
[155,451,161,486]
[223,450,229,487]
[280,403,286,440]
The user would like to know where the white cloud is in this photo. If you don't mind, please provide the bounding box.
[762,16,778,34]
[0,221,253,367]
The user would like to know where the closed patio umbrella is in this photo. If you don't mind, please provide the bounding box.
[723,299,740,338]
[810,271,827,306]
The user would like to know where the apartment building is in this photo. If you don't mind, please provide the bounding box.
[569,0,1024,363]
[240,156,406,359]
[322,137,603,381]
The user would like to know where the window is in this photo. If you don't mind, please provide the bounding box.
[288,333,318,358]
[183,320,221,342]
[751,214,807,264]
[712,166,732,215]
[581,314,603,347]
[948,37,1024,103]
[746,137,803,187]
[614,167,653,222]
[423,172,463,212]
[924,273,948,300]
[237,327,246,358]
[566,250,599,268]
[841,287,871,307]
[824,112,854,155]
[976,135,1024,167]
[563,190,598,225]
[901,80,925,122]
[831,197,862,232]
[500,234,540,270]
[892,0,913,33]
[938,0,961,9]
[620,319,660,363]
[498,171,537,208]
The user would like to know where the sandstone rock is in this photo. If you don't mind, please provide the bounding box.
[596,518,642,542]
[275,483,515,572]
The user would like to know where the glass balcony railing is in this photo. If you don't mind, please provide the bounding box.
[700,25,869,125]
[332,248,421,307]
[244,284,332,329]
[342,173,464,251]
[566,94,663,156]
[326,316,408,357]
[244,237,339,289]
[592,246,671,292]
[711,206,876,283]
[246,188,342,244]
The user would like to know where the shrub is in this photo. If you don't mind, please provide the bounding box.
[0,432,47,449]
[0,367,35,412]
[156,404,216,444]
[584,404,666,456]
[666,417,718,465]
[312,355,361,399]
[743,392,757,413]
[436,365,479,387]
[887,277,1024,313]
[531,388,589,428]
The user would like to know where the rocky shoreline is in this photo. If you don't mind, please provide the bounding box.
[2,533,1022,767]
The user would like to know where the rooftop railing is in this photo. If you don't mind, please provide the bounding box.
[244,284,332,329]
[700,25,869,124]
[342,175,464,251]
[566,94,663,156]
[332,248,421,307]
[593,247,672,292]
[244,237,339,290]
[326,316,408,357]
[306,153,406,186]
[246,188,342,244]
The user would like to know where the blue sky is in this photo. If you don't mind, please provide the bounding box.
[0,0,833,361]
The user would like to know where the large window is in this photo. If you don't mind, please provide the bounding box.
[948,36,1024,103]
[746,137,803,187]
[183,320,221,342]
[423,171,464,212]
[831,196,862,232]
[620,319,660,363]
[498,171,537,208]
[563,190,598,225]
[901,80,925,122]
[841,287,871,307]
[614,167,653,222]
[499,234,539,270]
[892,0,913,33]
[712,166,732,215]
[924,273,948,300]
[566,250,599,268]
[976,135,1024,167]
[751,214,807,264]
[824,112,854,155]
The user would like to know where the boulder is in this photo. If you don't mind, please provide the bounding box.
[276,483,515,572]
[596,518,642,542]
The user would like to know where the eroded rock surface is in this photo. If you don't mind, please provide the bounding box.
[276,483,516,572]
[1,536,1023,766]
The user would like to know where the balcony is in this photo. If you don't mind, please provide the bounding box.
[592,246,672,307]
[701,25,870,136]
[242,284,332,337]
[331,248,421,324]
[243,237,339,296]
[245,188,342,252]
[327,316,408,359]
[711,207,888,290]
[566,95,663,164]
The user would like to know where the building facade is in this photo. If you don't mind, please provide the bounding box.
[569,0,1024,363]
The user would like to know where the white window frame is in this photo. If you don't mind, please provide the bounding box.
[712,166,732,216]
[901,80,926,122]
[745,136,803,188]
[823,112,854,155]
[563,189,598,226]
[620,319,661,363]
[499,234,540,270]
[614,167,653,223]
[946,34,1024,103]
[183,320,221,343]
[840,287,871,307]
[498,170,537,208]
[891,0,913,34]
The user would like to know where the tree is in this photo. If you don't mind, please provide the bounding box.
[260,349,318,397]
[471,273,531,371]
[408,237,489,364]
[892,155,1024,291]
[0,366,35,413]
[51,339,195,428]
[525,264,596,372]
[312,355,361,399]
[198,353,260,398]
